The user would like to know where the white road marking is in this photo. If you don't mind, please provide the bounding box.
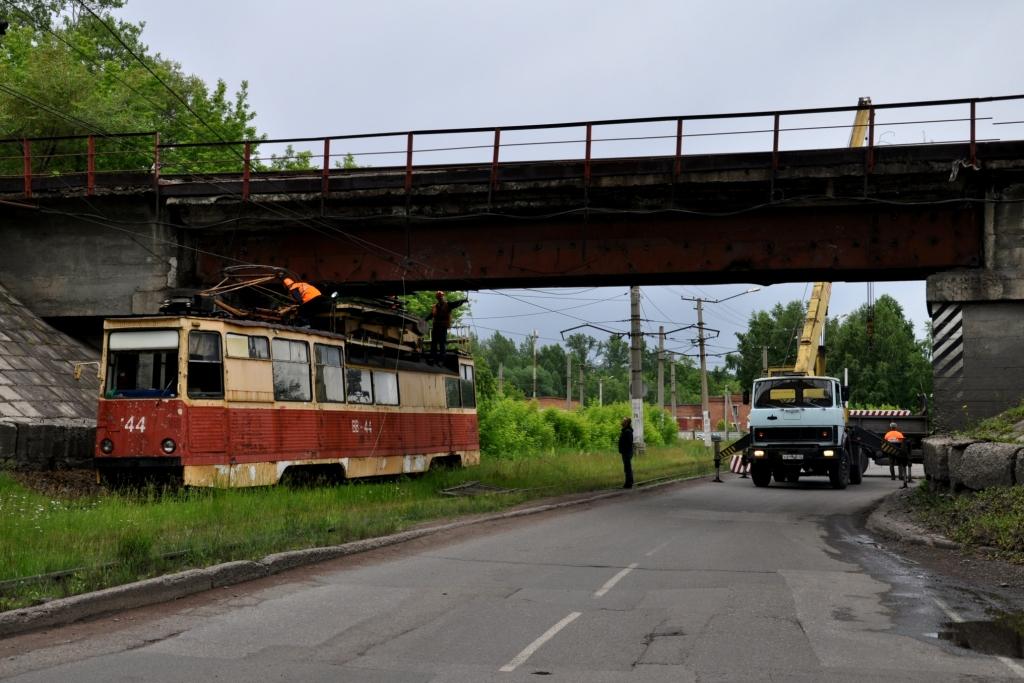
[932,597,963,623]
[933,597,1024,679]
[594,562,638,598]
[499,611,581,672]
[644,541,670,557]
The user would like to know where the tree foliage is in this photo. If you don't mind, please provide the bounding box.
[725,294,931,409]
[0,1,259,174]
[470,328,735,407]
[824,295,932,409]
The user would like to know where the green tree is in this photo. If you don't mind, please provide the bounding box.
[0,1,260,175]
[401,291,470,325]
[824,295,931,409]
[725,301,808,389]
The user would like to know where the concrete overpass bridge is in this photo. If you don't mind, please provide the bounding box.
[2,94,1024,429]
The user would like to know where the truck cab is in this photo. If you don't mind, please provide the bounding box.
[746,375,854,489]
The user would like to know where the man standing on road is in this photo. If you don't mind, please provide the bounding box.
[618,417,634,489]
[884,422,911,487]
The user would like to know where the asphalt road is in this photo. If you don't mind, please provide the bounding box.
[2,466,1022,682]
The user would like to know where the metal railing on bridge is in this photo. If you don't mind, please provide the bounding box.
[2,94,1023,201]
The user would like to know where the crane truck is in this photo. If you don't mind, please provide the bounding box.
[720,98,905,488]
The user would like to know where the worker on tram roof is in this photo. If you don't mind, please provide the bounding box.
[425,290,467,359]
[277,272,322,305]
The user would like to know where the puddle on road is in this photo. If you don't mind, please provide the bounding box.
[939,612,1024,659]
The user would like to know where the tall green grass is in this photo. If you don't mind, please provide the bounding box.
[910,482,1024,562]
[0,442,711,610]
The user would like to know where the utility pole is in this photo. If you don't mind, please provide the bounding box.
[531,329,539,399]
[762,345,769,375]
[723,391,730,438]
[695,298,711,447]
[599,377,604,406]
[578,361,585,407]
[498,362,504,395]
[670,352,677,431]
[682,288,761,449]
[629,286,645,451]
[566,353,572,410]
[657,325,665,410]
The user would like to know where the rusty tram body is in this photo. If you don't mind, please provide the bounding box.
[93,304,479,487]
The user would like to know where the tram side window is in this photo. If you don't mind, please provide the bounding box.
[346,368,373,404]
[187,331,224,398]
[460,364,476,408]
[105,329,179,399]
[314,344,345,403]
[373,371,399,406]
[445,377,461,408]
[272,338,311,401]
[226,333,270,359]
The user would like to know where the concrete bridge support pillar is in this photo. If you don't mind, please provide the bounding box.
[927,185,1024,431]
[0,200,187,328]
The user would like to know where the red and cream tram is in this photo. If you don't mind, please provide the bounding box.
[94,313,479,487]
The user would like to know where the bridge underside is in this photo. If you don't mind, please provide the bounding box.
[189,203,982,293]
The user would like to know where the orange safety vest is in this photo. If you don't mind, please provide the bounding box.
[284,278,321,304]
[884,429,905,443]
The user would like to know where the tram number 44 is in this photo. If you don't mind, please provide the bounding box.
[123,416,146,433]
[351,419,373,434]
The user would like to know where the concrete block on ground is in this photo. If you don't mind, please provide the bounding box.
[922,436,975,485]
[204,560,269,588]
[8,420,94,469]
[951,442,1022,491]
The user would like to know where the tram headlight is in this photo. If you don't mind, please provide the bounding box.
[161,438,176,454]
[100,438,114,454]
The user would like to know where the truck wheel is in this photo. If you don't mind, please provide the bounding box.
[849,448,863,485]
[859,448,870,475]
[751,463,772,487]
[829,453,850,490]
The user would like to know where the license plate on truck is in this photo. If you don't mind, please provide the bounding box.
[781,453,803,460]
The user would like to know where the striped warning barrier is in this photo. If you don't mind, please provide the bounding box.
[848,409,911,417]
[729,453,748,474]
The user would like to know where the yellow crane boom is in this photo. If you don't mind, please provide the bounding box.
[769,98,871,377]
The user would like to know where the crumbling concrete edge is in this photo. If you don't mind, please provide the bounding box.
[0,474,695,639]
[865,486,959,550]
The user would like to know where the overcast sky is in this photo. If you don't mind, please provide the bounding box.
[115,1,1024,366]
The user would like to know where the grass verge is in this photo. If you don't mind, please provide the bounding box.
[908,482,1024,563]
[0,443,711,611]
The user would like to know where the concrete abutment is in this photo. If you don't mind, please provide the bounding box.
[927,184,1024,431]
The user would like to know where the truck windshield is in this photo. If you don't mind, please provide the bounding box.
[753,377,834,408]
[105,329,179,399]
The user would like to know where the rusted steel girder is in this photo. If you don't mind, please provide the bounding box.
[193,203,982,293]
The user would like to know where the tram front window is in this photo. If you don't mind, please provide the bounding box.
[105,330,179,399]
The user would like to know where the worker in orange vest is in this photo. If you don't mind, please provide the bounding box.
[277,272,325,326]
[884,422,911,487]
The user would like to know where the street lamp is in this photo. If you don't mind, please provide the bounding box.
[681,287,761,447]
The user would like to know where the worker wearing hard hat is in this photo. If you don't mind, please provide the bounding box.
[425,290,467,359]
[884,422,911,488]
[277,272,325,326]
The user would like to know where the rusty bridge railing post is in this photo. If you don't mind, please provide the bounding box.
[584,122,593,187]
[404,132,414,194]
[322,137,330,197]
[490,128,501,193]
[87,135,95,196]
[674,118,683,182]
[242,141,251,201]
[22,138,31,199]
[771,113,780,172]
[153,132,161,192]
[867,105,875,172]
[970,99,977,167]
